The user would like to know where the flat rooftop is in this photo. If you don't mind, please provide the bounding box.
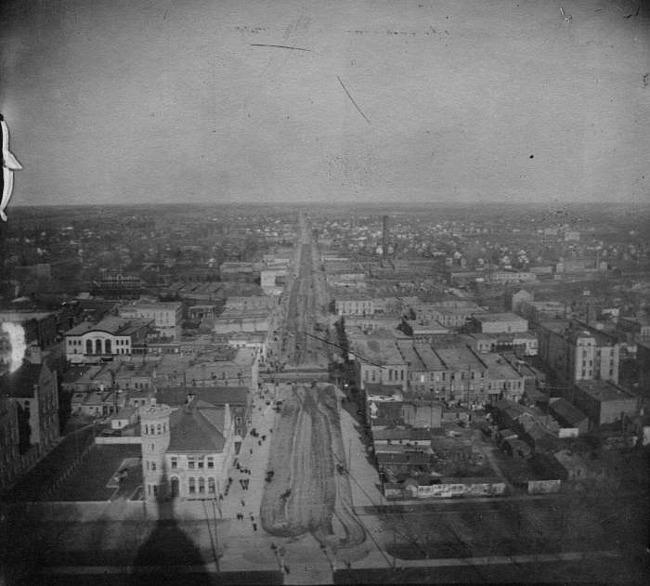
[575,380,636,402]
[473,312,527,323]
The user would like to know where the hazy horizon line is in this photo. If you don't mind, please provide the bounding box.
[9,200,650,210]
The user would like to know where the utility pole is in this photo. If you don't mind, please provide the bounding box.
[348,437,352,471]
[211,498,221,571]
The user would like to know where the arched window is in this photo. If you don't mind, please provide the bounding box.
[95,339,102,354]
[188,477,196,494]
[198,477,205,494]
[105,339,112,354]
[86,340,93,355]
[143,425,148,435]
[208,478,216,494]
[170,477,179,497]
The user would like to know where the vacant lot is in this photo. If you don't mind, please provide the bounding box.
[48,444,142,502]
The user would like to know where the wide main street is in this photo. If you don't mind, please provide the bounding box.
[3,212,646,585]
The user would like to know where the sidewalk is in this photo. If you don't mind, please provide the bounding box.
[338,401,384,510]
[218,382,282,522]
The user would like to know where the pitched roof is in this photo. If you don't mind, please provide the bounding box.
[168,404,225,452]
[549,398,589,426]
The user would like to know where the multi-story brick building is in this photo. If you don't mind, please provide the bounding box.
[538,320,620,386]
[0,355,60,491]
[0,311,58,350]
[119,301,183,341]
[471,312,528,335]
[335,294,375,317]
[0,395,21,493]
[570,380,639,429]
[617,316,650,344]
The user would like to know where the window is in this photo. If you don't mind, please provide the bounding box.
[151,461,156,471]
[236,417,242,425]
[189,477,196,494]
[207,457,214,469]
[171,457,178,469]
[188,457,195,469]
[198,458,204,469]
[208,478,216,494]
[198,477,205,494]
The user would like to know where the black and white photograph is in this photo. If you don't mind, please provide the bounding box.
[1,1,649,584]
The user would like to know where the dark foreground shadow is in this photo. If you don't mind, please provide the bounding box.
[128,499,211,586]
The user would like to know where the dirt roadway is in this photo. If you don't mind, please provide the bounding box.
[260,382,366,550]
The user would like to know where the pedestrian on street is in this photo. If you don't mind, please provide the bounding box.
[250,448,253,455]
[241,499,245,507]
[252,522,257,532]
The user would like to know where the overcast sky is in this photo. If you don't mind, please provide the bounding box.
[1,0,648,207]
